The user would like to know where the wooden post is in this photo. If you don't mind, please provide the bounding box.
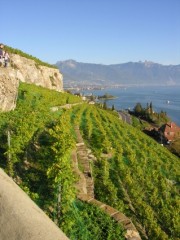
[57,184,61,220]
[7,130,12,176]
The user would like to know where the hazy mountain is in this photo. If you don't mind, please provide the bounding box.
[56,60,180,88]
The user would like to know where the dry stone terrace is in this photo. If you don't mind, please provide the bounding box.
[73,126,142,240]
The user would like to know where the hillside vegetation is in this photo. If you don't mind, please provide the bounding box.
[0,83,179,240]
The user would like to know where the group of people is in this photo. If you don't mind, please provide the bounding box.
[0,43,10,67]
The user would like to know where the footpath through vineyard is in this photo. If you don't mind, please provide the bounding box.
[72,125,142,240]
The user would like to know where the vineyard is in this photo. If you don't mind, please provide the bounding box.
[73,104,179,239]
[0,83,179,240]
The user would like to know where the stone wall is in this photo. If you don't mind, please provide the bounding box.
[0,168,69,240]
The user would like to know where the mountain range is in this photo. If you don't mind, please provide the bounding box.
[56,60,180,88]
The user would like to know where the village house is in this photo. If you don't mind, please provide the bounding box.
[159,122,180,143]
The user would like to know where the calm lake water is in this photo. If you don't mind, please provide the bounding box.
[82,86,180,126]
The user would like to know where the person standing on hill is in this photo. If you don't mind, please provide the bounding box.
[3,51,10,67]
[0,43,5,66]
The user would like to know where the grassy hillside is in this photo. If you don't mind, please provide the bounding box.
[0,83,179,240]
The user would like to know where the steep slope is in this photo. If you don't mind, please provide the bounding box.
[70,104,179,240]
[0,83,125,240]
[0,83,179,239]
[73,126,142,240]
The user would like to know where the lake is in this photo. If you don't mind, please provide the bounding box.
[82,85,180,126]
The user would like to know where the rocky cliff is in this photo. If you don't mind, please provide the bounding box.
[0,68,19,111]
[0,53,63,111]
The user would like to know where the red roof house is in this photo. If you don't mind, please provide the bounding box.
[159,122,180,142]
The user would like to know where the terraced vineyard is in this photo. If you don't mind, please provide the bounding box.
[0,84,125,240]
[0,83,179,240]
[71,104,179,240]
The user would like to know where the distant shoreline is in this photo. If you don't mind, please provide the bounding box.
[64,84,180,92]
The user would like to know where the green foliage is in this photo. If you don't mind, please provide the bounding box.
[94,158,121,209]
[0,82,179,240]
[133,102,170,125]
[80,106,112,154]
[0,83,126,240]
[134,102,143,114]
[112,104,115,111]
[131,115,151,130]
[167,138,180,157]
[60,200,125,240]
[76,104,180,240]
[46,112,76,216]
[0,82,82,175]
[103,101,108,110]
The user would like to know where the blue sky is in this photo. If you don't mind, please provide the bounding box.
[1,0,179,65]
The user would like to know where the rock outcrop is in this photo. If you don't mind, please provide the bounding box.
[0,168,69,240]
[0,53,63,112]
[0,68,19,111]
[11,54,63,91]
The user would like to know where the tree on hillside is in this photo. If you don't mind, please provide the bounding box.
[134,103,143,115]
[103,101,107,110]
[149,102,153,114]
